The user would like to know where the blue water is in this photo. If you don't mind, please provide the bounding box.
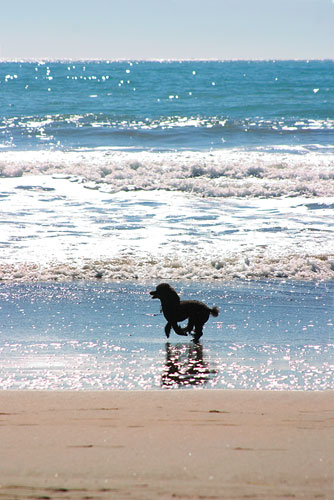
[1,62,334,391]
[1,60,333,152]
[0,281,333,390]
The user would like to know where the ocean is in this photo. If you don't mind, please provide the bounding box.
[0,60,333,390]
[1,60,333,153]
[1,60,334,282]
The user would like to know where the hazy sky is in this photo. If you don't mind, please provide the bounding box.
[1,0,333,60]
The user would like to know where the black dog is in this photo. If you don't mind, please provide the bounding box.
[150,283,219,342]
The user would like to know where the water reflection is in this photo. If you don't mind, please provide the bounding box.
[161,342,216,388]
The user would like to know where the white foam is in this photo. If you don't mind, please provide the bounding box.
[0,173,334,282]
[1,149,334,199]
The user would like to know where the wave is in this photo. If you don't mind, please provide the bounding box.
[2,253,334,283]
[3,113,334,132]
[1,169,334,283]
[1,114,334,152]
[1,149,334,199]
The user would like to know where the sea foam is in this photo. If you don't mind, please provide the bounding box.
[1,149,334,198]
[0,166,334,283]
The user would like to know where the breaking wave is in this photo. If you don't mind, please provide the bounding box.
[1,149,334,198]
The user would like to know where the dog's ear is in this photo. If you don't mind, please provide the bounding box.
[166,285,181,306]
[152,283,180,306]
[157,283,171,292]
[159,283,178,295]
[150,283,170,299]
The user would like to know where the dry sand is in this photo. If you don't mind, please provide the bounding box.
[0,390,333,500]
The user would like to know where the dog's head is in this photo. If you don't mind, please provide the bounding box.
[150,283,176,300]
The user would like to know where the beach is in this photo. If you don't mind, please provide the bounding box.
[1,282,332,499]
[1,60,333,499]
[2,282,332,500]
[0,390,333,500]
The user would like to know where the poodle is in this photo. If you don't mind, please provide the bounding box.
[150,283,219,342]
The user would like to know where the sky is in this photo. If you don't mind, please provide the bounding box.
[0,0,333,60]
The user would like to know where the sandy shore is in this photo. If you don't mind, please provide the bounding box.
[0,391,333,500]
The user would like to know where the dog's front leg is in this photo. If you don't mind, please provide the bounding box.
[172,323,188,336]
[165,322,172,338]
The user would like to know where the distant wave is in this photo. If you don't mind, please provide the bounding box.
[4,114,333,130]
[1,114,334,152]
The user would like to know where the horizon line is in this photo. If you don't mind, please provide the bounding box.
[0,57,333,63]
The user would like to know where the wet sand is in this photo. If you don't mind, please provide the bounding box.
[0,390,333,500]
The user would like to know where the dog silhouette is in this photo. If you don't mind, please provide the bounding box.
[150,283,219,342]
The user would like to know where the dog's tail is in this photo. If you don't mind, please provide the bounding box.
[210,306,219,317]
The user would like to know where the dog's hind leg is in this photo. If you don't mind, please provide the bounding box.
[192,324,204,343]
[185,319,195,334]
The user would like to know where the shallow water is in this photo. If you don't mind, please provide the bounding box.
[1,61,334,383]
[0,281,332,390]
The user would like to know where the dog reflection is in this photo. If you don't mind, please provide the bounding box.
[161,342,215,388]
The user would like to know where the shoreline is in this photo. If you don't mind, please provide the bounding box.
[0,390,333,500]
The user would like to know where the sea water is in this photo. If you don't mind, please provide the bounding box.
[0,61,333,389]
[1,60,334,281]
[1,60,333,153]
[0,281,333,390]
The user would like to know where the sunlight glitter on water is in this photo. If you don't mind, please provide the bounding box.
[0,281,333,390]
[1,340,332,391]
